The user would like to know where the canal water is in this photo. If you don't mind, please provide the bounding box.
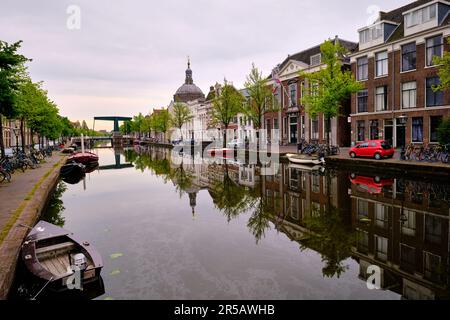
[10,147,450,300]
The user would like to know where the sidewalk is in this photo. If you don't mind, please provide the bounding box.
[0,153,66,299]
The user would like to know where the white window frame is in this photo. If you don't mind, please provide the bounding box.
[375,51,389,77]
[401,81,417,109]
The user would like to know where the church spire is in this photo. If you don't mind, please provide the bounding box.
[185,56,193,85]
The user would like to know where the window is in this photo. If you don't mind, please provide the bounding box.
[375,51,388,77]
[402,82,416,109]
[412,117,423,143]
[357,57,368,81]
[426,35,443,66]
[370,120,379,140]
[426,76,444,107]
[311,118,319,140]
[357,120,365,142]
[424,252,442,283]
[375,203,388,228]
[357,199,368,218]
[312,175,320,193]
[400,244,416,273]
[375,86,388,111]
[357,89,368,113]
[359,29,371,44]
[310,54,321,66]
[357,230,369,253]
[430,116,442,143]
[405,4,436,28]
[425,215,442,244]
[402,43,416,72]
[375,236,388,261]
[289,83,297,106]
[310,82,319,96]
[300,81,305,100]
[401,209,416,236]
[273,118,279,130]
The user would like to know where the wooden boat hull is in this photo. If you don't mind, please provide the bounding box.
[21,221,103,290]
[60,163,85,176]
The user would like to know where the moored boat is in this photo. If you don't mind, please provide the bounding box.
[67,151,99,165]
[60,162,85,176]
[21,221,103,291]
[286,153,325,165]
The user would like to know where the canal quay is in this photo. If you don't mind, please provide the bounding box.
[0,145,448,300]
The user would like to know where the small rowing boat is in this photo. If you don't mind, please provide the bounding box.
[286,153,325,165]
[21,221,103,290]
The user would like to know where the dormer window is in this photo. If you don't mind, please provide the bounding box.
[405,4,437,28]
[359,24,383,44]
[310,54,321,66]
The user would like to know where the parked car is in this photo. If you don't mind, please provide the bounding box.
[349,140,394,160]
[227,139,244,149]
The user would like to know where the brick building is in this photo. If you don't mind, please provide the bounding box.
[350,0,450,148]
[265,38,358,147]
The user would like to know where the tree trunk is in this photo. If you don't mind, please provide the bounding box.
[223,125,228,149]
[20,117,25,151]
[0,116,5,158]
[30,129,34,149]
[326,116,331,148]
[179,127,183,141]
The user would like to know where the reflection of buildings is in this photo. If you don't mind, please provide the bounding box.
[134,147,450,299]
[351,175,450,299]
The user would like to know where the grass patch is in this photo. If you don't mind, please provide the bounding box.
[0,158,64,245]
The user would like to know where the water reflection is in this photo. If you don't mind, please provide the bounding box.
[124,146,450,299]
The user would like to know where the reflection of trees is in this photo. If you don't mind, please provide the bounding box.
[300,206,355,278]
[169,161,194,197]
[244,177,274,244]
[41,182,67,227]
[209,162,257,222]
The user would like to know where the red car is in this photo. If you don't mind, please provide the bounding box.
[349,140,394,160]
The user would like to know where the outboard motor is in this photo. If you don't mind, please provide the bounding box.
[72,253,88,271]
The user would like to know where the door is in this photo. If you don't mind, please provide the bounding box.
[396,125,406,148]
[289,116,298,144]
[384,126,393,146]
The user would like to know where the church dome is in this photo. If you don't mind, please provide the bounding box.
[174,59,205,103]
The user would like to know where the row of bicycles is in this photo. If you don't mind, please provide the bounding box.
[0,147,55,183]
[402,143,450,163]
[298,140,341,156]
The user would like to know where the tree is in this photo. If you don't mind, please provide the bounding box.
[210,82,244,148]
[170,102,193,141]
[301,40,362,148]
[152,110,170,143]
[434,38,450,91]
[437,117,450,145]
[243,64,277,149]
[0,40,30,156]
[131,113,145,138]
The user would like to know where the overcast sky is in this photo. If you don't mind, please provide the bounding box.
[1,0,411,130]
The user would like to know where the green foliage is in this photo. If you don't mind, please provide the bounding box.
[437,117,450,145]
[152,110,170,134]
[210,82,245,147]
[170,102,193,140]
[243,64,277,130]
[300,206,355,278]
[0,40,30,118]
[301,40,363,146]
[434,38,450,91]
